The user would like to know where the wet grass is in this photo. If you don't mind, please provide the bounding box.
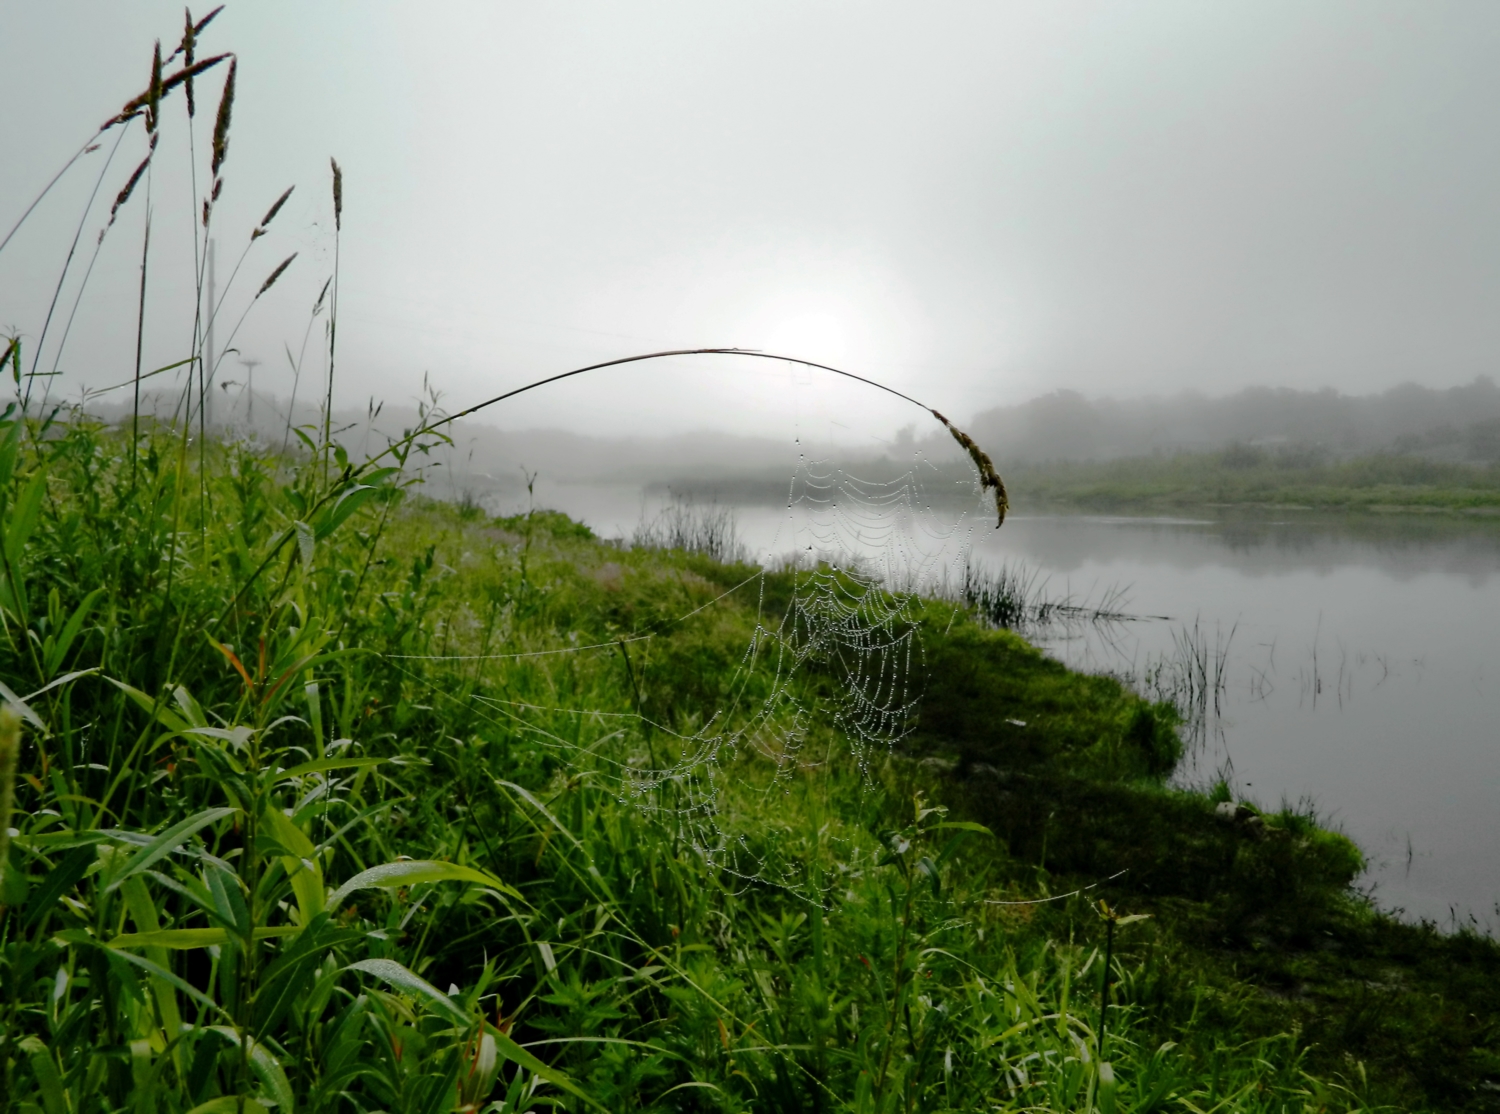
[903,622,1500,1113]
[0,420,1424,1112]
[935,557,1139,636]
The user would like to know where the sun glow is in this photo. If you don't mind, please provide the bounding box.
[765,311,850,366]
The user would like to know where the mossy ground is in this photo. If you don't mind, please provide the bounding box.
[900,623,1500,1112]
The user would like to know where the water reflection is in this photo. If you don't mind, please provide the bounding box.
[967,511,1500,928]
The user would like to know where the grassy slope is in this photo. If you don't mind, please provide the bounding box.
[908,628,1500,1112]
[0,420,1494,1112]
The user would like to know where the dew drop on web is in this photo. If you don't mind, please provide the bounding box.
[557,438,991,896]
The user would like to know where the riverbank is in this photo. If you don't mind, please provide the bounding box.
[903,623,1500,1112]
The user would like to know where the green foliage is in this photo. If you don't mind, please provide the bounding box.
[0,413,1397,1113]
[1004,449,1500,513]
[910,617,1183,782]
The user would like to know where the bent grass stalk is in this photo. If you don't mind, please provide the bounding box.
[323,157,341,481]
[218,346,1013,625]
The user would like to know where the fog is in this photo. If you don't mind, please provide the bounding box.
[6,2,1500,443]
[966,378,1500,463]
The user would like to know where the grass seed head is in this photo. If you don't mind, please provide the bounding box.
[252,185,294,241]
[107,51,229,132]
[181,8,196,115]
[331,157,343,231]
[211,56,236,180]
[932,409,1009,527]
[105,152,153,235]
[146,40,163,133]
[256,252,298,299]
[194,4,225,36]
[171,4,221,62]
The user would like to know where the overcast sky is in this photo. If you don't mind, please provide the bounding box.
[5,1,1500,441]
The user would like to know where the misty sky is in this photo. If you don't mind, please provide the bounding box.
[5,1,1500,441]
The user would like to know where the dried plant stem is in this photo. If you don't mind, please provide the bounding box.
[324,159,342,481]
[29,126,131,415]
[23,125,133,417]
[281,278,331,458]
[131,214,151,485]
[220,347,1007,626]
[0,135,102,260]
[414,347,1008,524]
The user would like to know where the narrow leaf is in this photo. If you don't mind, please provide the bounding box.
[294,519,314,572]
[21,845,95,929]
[22,1037,68,1114]
[277,755,386,780]
[345,958,468,1025]
[105,677,191,733]
[22,667,100,704]
[0,416,23,488]
[934,821,993,834]
[488,1025,606,1111]
[109,926,299,950]
[327,859,518,911]
[104,806,238,892]
[260,804,323,921]
[207,1027,295,1113]
[0,678,45,731]
[43,588,104,678]
[56,934,231,1021]
[6,471,48,567]
[311,484,376,540]
[184,1100,242,1114]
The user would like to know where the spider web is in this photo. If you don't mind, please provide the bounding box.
[565,446,986,891]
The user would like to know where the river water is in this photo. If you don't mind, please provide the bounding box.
[518,478,1500,927]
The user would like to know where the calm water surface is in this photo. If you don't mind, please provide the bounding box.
[526,479,1500,926]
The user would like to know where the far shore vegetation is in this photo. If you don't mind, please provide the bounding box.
[1002,446,1500,515]
[662,446,1500,519]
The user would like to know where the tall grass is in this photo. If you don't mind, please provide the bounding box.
[1134,620,1235,759]
[0,14,1394,1113]
[939,556,1137,635]
[632,494,747,565]
[0,418,1386,1112]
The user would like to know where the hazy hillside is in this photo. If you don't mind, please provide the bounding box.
[83,388,800,493]
[964,378,1500,464]
[84,378,1500,500]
